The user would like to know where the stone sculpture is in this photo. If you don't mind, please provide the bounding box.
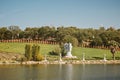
[64,42,76,58]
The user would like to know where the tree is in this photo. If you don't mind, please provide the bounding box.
[24,27,33,39]
[19,31,25,39]
[32,44,43,61]
[99,27,105,31]
[63,35,78,47]
[8,25,21,39]
[75,30,86,44]
[0,27,13,40]
[90,36,103,47]
[25,44,32,61]
[107,27,115,31]
[108,40,119,60]
[0,27,8,40]
[110,46,116,60]
[38,26,54,40]
[4,30,12,39]
[32,44,40,60]
[25,44,43,61]
[29,28,39,40]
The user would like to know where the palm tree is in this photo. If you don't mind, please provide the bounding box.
[110,46,116,60]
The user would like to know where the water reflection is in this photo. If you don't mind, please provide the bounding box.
[0,64,120,80]
[81,64,86,80]
[65,64,73,80]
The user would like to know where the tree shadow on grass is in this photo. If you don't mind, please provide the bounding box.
[115,57,120,60]
[92,57,103,60]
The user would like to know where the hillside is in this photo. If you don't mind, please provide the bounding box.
[0,43,120,60]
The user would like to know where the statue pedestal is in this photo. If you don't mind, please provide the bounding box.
[66,51,72,57]
[65,51,77,58]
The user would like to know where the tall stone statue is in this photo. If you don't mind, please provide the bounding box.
[64,42,76,58]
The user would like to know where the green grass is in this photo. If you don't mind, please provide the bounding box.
[0,43,59,54]
[0,43,25,54]
[0,42,120,60]
[72,47,120,60]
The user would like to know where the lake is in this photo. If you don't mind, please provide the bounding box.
[0,64,120,80]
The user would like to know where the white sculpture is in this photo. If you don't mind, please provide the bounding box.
[64,42,76,58]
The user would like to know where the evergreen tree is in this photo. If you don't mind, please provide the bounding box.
[25,44,32,60]
[32,44,42,61]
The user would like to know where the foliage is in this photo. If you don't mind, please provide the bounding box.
[25,44,43,61]
[36,54,44,61]
[25,44,32,61]
[0,26,120,48]
[21,56,27,62]
[32,44,39,60]
[108,40,120,47]
[90,36,103,47]
[8,25,21,39]
[63,35,78,47]
[59,43,66,56]
[0,27,12,40]
[49,46,61,55]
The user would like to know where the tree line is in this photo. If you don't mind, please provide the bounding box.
[0,25,120,47]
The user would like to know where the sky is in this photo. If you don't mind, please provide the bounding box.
[0,0,120,29]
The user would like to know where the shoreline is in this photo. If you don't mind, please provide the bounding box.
[0,60,120,65]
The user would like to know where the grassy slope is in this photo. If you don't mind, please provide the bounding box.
[0,43,58,54]
[72,47,120,60]
[0,43,120,60]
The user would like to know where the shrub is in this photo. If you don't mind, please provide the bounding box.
[32,44,40,61]
[25,44,32,61]
[36,54,44,61]
[59,43,66,56]
[25,44,43,61]
[49,46,61,55]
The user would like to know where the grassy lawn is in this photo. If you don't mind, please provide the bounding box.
[0,42,120,60]
[72,47,120,60]
[0,43,58,54]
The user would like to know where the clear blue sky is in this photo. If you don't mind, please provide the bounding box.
[0,0,120,29]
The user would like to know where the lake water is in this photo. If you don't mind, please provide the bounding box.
[0,64,120,80]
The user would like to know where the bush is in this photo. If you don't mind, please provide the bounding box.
[59,43,66,56]
[32,44,40,61]
[25,44,32,61]
[25,44,43,61]
[36,54,44,61]
[49,46,61,55]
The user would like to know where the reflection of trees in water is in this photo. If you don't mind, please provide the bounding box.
[23,64,48,80]
[41,64,48,80]
[23,65,33,80]
[1,64,120,80]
